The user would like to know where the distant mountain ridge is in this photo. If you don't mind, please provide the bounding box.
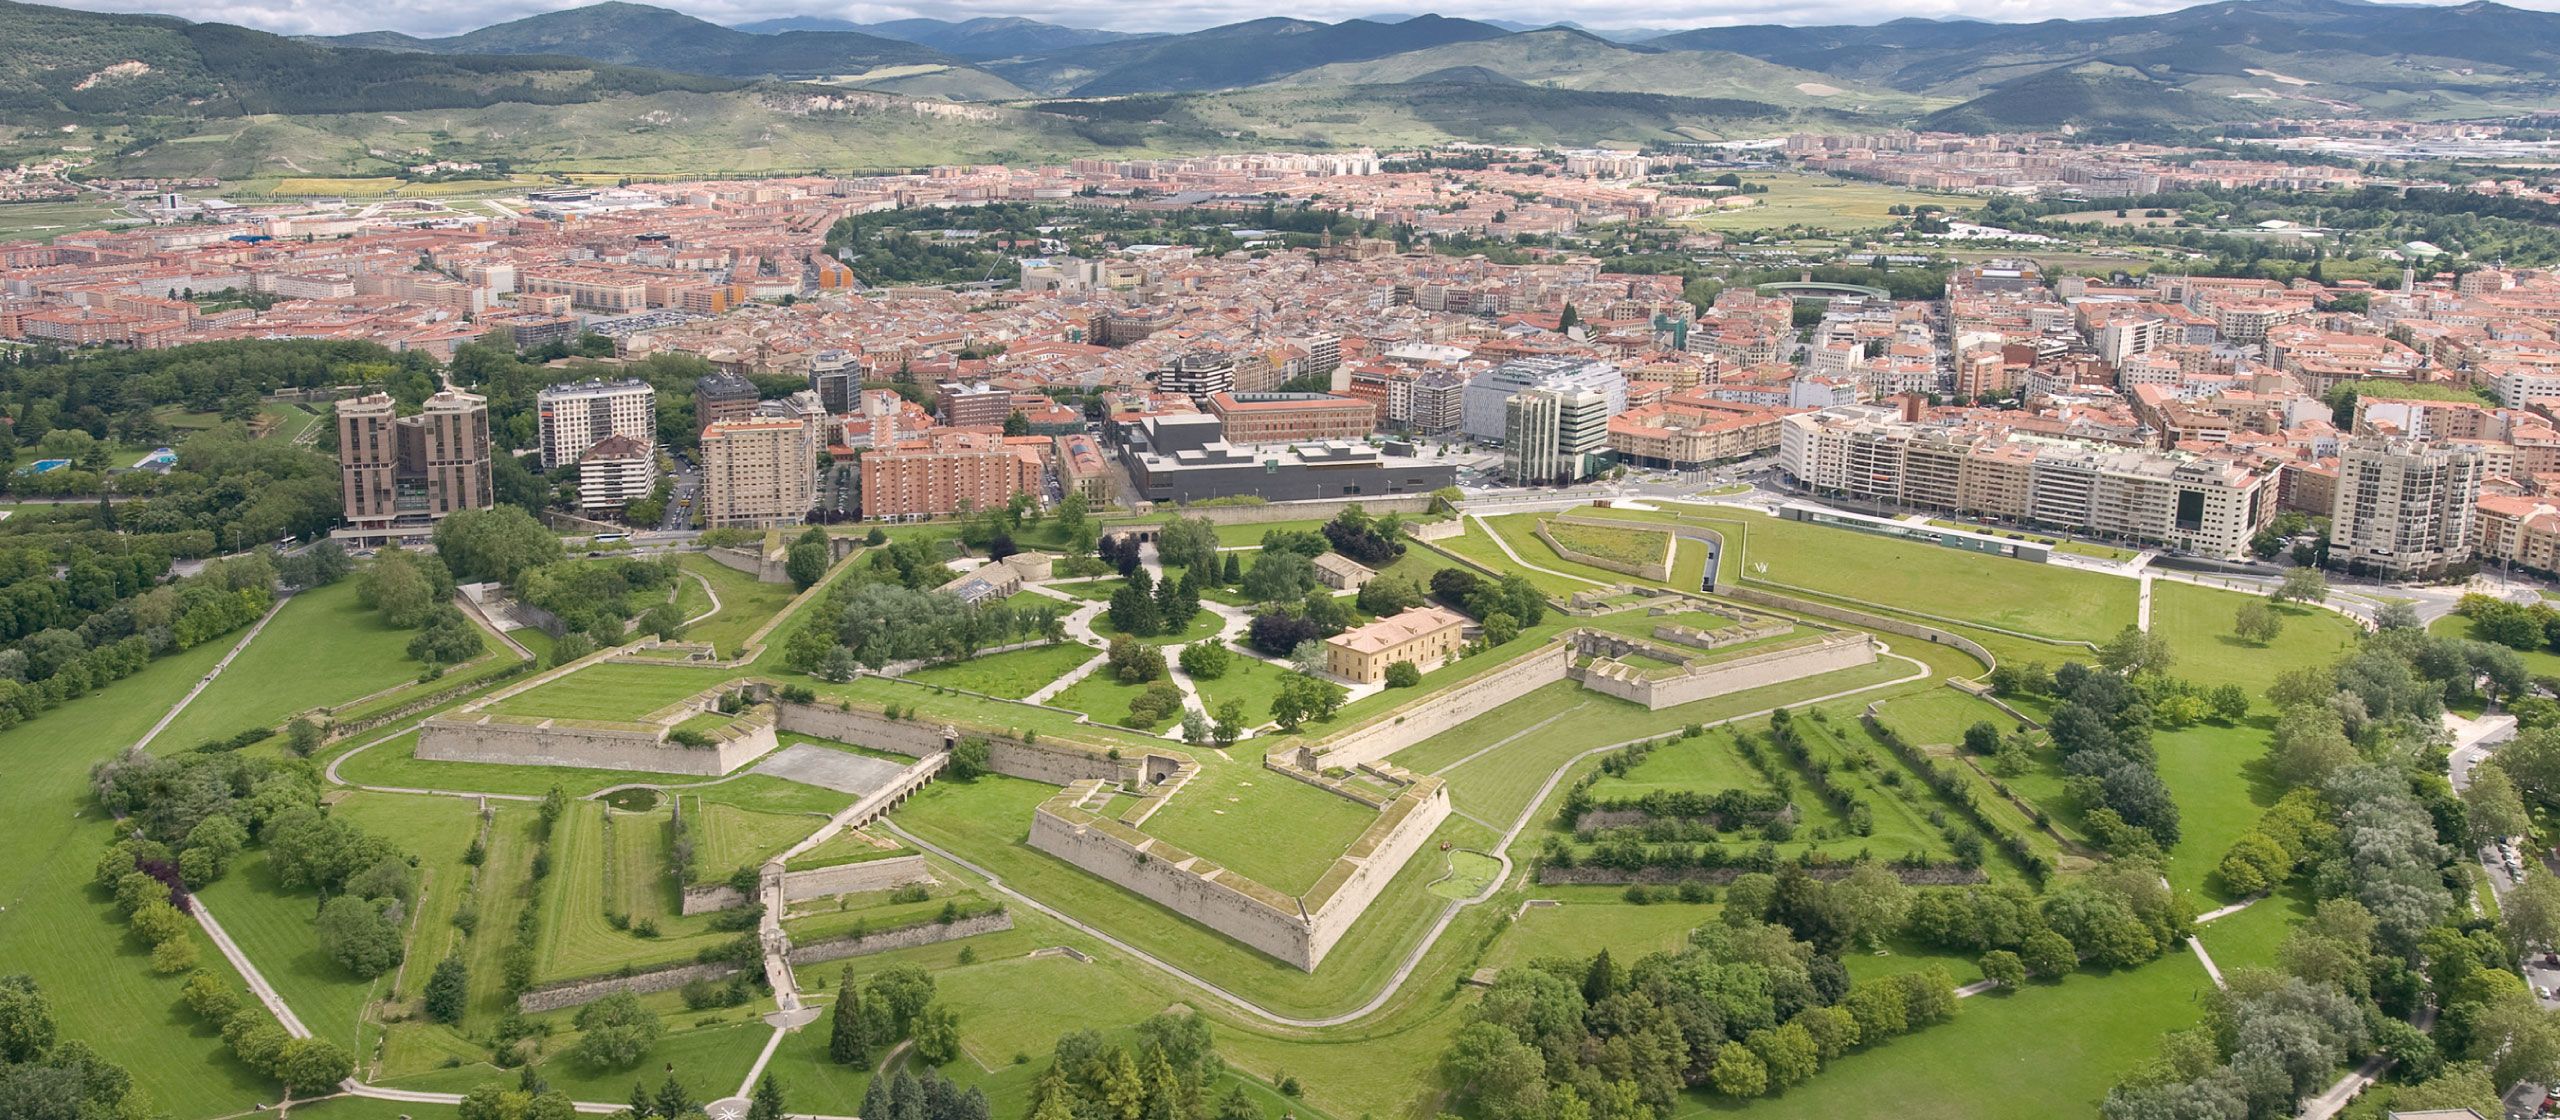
[729,15,1152,59]
[0,0,734,120]
[315,2,962,79]
[982,14,1513,96]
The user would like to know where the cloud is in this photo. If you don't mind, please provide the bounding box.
[32,0,2557,37]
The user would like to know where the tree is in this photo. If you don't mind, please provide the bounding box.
[408,605,487,667]
[284,717,325,758]
[2465,765,2532,844]
[315,896,404,979]
[432,507,564,585]
[1239,552,1316,603]
[1178,641,1231,680]
[1980,950,2026,990]
[2505,872,2560,958]
[786,527,831,590]
[748,1073,786,1120]
[1749,1022,1820,1088]
[424,954,468,1024]
[0,975,54,1063]
[1711,1041,1769,1098]
[867,964,935,1036]
[2276,567,2330,605]
[1383,660,1422,688]
[273,1037,353,1096]
[2099,626,2173,676]
[1156,517,1221,571]
[2375,601,2423,632]
[913,1003,962,1065]
[1212,699,1246,747]
[2020,929,2077,979]
[1962,721,2001,755]
[829,970,871,1065]
[948,738,990,780]
[2234,600,2284,645]
[568,993,661,1069]
[1442,1022,1548,1120]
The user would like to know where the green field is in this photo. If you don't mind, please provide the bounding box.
[0,197,135,242]
[487,662,736,721]
[1598,505,2139,642]
[1140,747,1379,896]
[1678,172,1978,234]
[154,580,438,748]
[1543,518,1673,570]
[904,641,1099,699]
[675,554,805,657]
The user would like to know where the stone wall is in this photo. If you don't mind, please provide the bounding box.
[417,715,779,776]
[774,701,1130,786]
[1717,586,1997,673]
[1572,631,1879,710]
[516,962,744,1013]
[787,911,1013,966]
[706,545,788,584]
[1404,518,1465,543]
[1306,642,1573,769]
[1300,780,1451,966]
[1168,496,1434,526]
[1535,518,1671,582]
[1029,793,1319,969]
[783,855,934,905]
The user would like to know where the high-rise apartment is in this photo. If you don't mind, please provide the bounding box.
[2330,436,2484,578]
[700,416,818,529]
[334,389,492,545]
[537,379,656,470]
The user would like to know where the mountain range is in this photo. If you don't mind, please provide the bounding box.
[10,0,2560,181]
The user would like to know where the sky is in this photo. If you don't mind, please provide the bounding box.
[31,0,2551,37]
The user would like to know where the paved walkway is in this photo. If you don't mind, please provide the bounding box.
[134,594,291,752]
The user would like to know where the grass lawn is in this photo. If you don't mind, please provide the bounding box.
[0,198,133,241]
[1544,518,1674,570]
[1190,651,1300,730]
[1051,668,1175,732]
[0,634,279,1117]
[2154,719,2283,900]
[904,641,1098,699]
[2196,885,2317,975]
[2148,581,2361,703]
[194,851,387,1053]
[1870,688,2017,749]
[680,795,823,883]
[486,662,735,721]
[1585,728,1779,801]
[676,554,803,658]
[533,801,741,983]
[1670,949,2212,1120]
[1428,532,1601,597]
[154,580,434,748]
[1678,171,1977,234]
[1598,505,2139,642]
[1485,892,1718,969]
[1140,746,1379,895]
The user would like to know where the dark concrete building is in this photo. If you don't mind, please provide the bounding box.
[1113,414,1454,505]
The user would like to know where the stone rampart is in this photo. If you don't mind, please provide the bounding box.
[1305,642,1573,769]
[1717,586,1997,674]
[515,962,744,1013]
[787,911,1013,966]
[783,855,935,904]
[417,715,778,776]
[1300,779,1451,965]
[774,701,1130,785]
[1572,631,1878,710]
[1535,518,1672,582]
[1404,518,1465,543]
[1030,791,1318,968]
[706,545,789,584]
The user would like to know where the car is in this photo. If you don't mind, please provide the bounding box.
[2542,986,2552,999]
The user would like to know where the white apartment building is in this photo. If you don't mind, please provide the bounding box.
[537,379,657,470]
[1778,409,2277,558]
[2329,436,2484,578]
